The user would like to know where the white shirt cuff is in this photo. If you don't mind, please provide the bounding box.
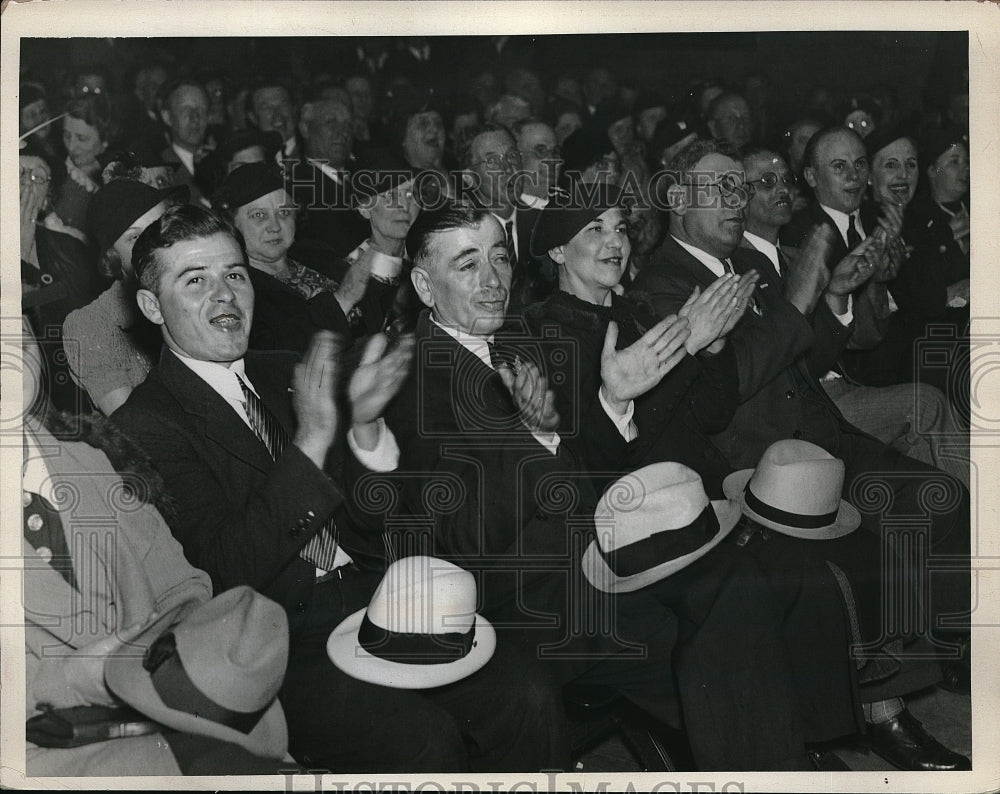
[369,249,404,280]
[834,294,854,326]
[530,429,561,455]
[598,387,638,441]
[347,418,400,471]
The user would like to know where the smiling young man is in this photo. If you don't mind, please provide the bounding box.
[110,203,569,774]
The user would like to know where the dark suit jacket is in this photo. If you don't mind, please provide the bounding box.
[288,161,371,258]
[111,347,384,634]
[159,145,208,207]
[369,310,599,623]
[631,234,857,469]
[247,266,350,354]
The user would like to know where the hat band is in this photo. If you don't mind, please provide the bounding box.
[744,484,838,529]
[358,612,475,665]
[146,635,269,735]
[601,503,719,577]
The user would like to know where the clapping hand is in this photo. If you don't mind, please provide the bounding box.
[827,236,880,297]
[678,274,743,354]
[349,332,416,427]
[599,315,690,414]
[498,358,560,434]
[292,331,343,468]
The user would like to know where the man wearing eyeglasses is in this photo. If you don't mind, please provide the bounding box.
[633,138,971,771]
[513,119,561,210]
[460,122,542,310]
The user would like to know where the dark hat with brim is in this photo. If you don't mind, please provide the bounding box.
[88,179,190,255]
[864,124,915,163]
[561,126,615,174]
[354,148,415,204]
[529,182,625,259]
[212,161,288,214]
[919,126,968,172]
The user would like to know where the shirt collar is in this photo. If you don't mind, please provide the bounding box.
[671,235,728,278]
[430,316,495,370]
[171,142,195,175]
[819,203,863,246]
[742,231,781,275]
[309,158,347,183]
[519,193,549,210]
[171,350,252,402]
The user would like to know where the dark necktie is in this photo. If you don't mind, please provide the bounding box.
[846,214,862,250]
[23,490,78,591]
[238,377,341,571]
[486,340,508,372]
[776,247,789,278]
[504,219,518,269]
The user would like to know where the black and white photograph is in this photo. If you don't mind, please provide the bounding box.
[2,1,997,791]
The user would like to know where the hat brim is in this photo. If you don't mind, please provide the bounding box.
[582,499,741,593]
[327,608,496,689]
[722,469,861,540]
[105,601,288,760]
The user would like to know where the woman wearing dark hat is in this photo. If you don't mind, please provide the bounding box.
[212,162,355,353]
[62,179,188,415]
[559,126,620,188]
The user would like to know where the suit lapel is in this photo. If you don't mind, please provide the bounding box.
[157,349,274,474]
[658,235,719,291]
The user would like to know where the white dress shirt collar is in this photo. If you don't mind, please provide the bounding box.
[819,203,865,248]
[671,235,728,278]
[171,142,195,176]
[742,231,782,276]
[430,317,495,370]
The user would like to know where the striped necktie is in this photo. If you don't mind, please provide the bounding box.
[238,377,341,571]
[504,219,518,269]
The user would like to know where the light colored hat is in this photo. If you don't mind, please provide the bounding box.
[327,556,495,689]
[583,462,741,593]
[105,586,290,759]
[722,439,861,540]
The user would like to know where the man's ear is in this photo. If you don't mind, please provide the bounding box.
[410,267,435,309]
[666,183,688,217]
[159,107,171,128]
[548,246,566,265]
[803,166,817,189]
[358,204,373,222]
[136,289,165,326]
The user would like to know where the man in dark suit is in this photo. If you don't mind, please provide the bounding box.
[459,123,542,311]
[245,77,301,165]
[159,79,212,207]
[779,126,906,383]
[288,95,370,257]
[110,204,570,773]
[357,202,873,771]
[631,138,970,771]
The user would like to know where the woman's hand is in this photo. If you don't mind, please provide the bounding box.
[599,315,690,412]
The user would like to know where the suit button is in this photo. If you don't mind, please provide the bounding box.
[793,430,803,439]
[785,390,795,399]
[296,602,307,613]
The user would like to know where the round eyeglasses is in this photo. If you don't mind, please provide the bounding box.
[748,172,798,189]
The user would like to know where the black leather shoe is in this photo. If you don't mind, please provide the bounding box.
[865,709,971,771]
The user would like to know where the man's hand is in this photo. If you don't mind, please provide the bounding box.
[784,224,833,315]
[65,618,154,706]
[678,274,742,354]
[716,270,760,340]
[292,331,342,469]
[498,359,560,434]
[599,316,690,413]
[349,332,415,450]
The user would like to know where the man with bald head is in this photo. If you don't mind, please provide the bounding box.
[290,95,370,256]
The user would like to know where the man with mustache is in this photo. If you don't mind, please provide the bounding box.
[632,138,971,771]
[110,203,571,773]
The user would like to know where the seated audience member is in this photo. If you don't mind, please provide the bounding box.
[21,141,105,415]
[591,97,647,183]
[245,76,300,163]
[632,91,668,147]
[444,94,480,170]
[361,200,858,771]
[740,146,968,486]
[391,99,453,204]
[99,146,181,191]
[548,97,585,145]
[780,112,827,212]
[780,126,907,386]
[110,204,567,772]
[63,179,187,415]
[193,127,282,198]
[20,323,299,776]
[20,82,62,162]
[705,90,755,154]
[290,94,370,257]
[343,160,422,335]
[50,94,121,241]
[460,123,542,310]
[630,138,971,769]
[159,78,214,207]
[122,59,171,155]
[484,93,532,130]
[344,72,380,148]
[212,162,360,352]
[513,118,562,209]
[844,95,880,139]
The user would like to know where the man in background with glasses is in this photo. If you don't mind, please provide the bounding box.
[460,122,542,310]
[513,119,562,210]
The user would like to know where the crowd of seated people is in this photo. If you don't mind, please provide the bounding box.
[17,34,973,777]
